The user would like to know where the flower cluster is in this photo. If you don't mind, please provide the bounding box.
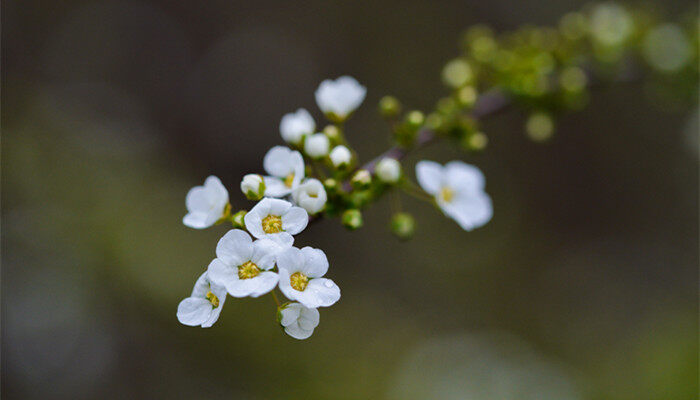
[177,75,495,339]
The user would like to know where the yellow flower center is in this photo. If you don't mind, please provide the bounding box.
[262,215,283,233]
[439,187,454,203]
[238,261,261,279]
[205,290,219,307]
[284,173,295,188]
[290,272,309,291]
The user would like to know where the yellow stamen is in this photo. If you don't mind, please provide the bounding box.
[206,291,219,307]
[284,173,295,188]
[440,187,454,203]
[262,215,283,233]
[290,272,309,291]
[238,261,261,279]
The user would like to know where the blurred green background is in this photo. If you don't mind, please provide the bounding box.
[3,0,698,399]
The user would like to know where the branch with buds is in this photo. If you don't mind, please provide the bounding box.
[175,2,698,339]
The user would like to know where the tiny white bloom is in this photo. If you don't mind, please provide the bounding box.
[292,178,327,215]
[183,176,229,229]
[262,146,305,197]
[240,174,266,200]
[304,133,330,159]
[375,158,402,183]
[177,272,226,328]
[329,145,352,168]
[279,302,320,340]
[280,108,315,144]
[277,246,340,308]
[416,160,493,231]
[244,198,309,241]
[315,76,367,121]
[207,229,289,298]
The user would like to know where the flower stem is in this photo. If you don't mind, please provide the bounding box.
[270,290,281,308]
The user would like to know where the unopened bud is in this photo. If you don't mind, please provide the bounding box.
[390,213,415,240]
[342,209,363,230]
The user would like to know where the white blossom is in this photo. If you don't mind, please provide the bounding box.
[315,76,367,121]
[240,174,266,200]
[279,303,320,340]
[177,272,227,328]
[277,246,340,308]
[207,229,288,298]
[375,158,402,183]
[416,160,492,231]
[244,198,309,241]
[329,145,352,168]
[183,176,229,229]
[280,108,316,144]
[304,133,330,159]
[262,146,305,197]
[292,178,327,215]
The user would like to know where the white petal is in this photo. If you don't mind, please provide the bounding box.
[185,187,209,212]
[206,258,237,288]
[251,238,282,270]
[299,247,328,277]
[298,307,320,329]
[202,283,227,327]
[280,303,302,326]
[415,160,444,195]
[284,322,314,340]
[182,212,210,229]
[277,247,303,273]
[290,151,306,184]
[445,161,485,192]
[263,146,296,178]
[443,192,493,231]
[263,177,291,197]
[267,198,293,215]
[304,278,340,307]
[315,76,367,117]
[280,108,315,144]
[281,207,308,235]
[244,200,270,239]
[203,175,229,206]
[177,297,212,327]
[277,266,296,301]
[249,272,279,297]
[215,229,253,267]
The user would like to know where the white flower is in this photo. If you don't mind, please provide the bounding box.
[304,133,330,159]
[279,303,320,340]
[244,198,309,241]
[292,178,327,215]
[183,176,229,229]
[314,76,367,121]
[375,158,402,183]
[240,174,266,200]
[207,229,288,298]
[329,145,352,168]
[177,272,227,328]
[416,160,493,231]
[280,108,315,144]
[262,146,305,197]
[277,246,340,308]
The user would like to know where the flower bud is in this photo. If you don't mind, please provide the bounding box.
[304,133,331,158]
[329,145,352,168]
[292,178,327,215]
[379,96,401,118]
[442,58,473,88]
[390,212,415,240]
[375,158,401,184]
[240,174,265,200]
[462,131,488,151]
[280,108,315,144]
[231,210,247,228]
[323,125,342,143]
[323,178,338,193]
[342,209,363,230]
[405,110,425,128]
[525,112,554,142]
[456,86,478,108]
[351,169,372,189]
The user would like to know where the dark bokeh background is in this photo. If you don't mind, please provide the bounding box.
[3,1,698,399]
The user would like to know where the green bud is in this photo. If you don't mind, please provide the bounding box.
[425,113,444,131]
[231,210,247,228]
[526,112,555,142]
[456,86,478,108]
[351,169,372,189]
[379,96,401,118]
[323,125,342,143]
[390,212,415,240]
[323,178,338,193]
[405,110,425,128]
[442,58,473,88]
[463,131,488,151]
[342,209,363,230]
